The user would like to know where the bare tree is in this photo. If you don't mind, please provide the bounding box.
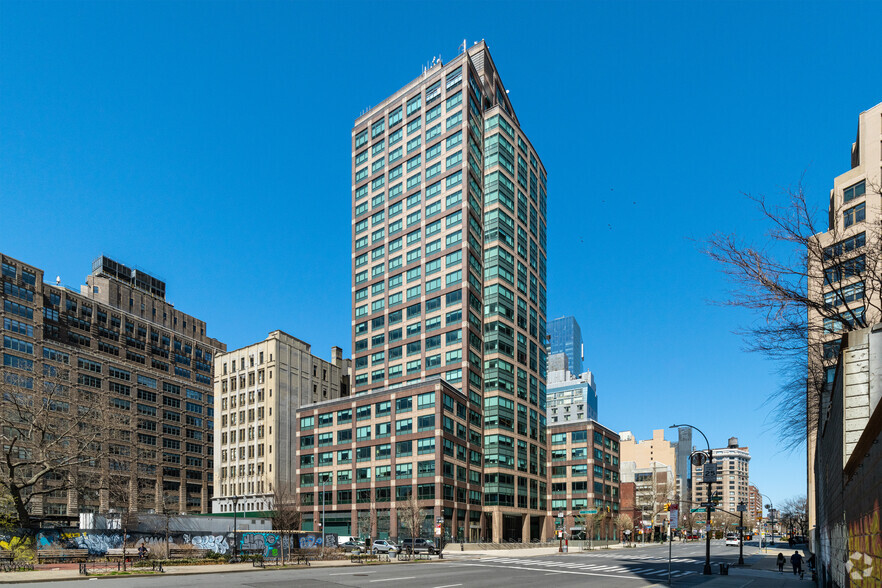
[614,514,633,545]
[106,474,141,570]
[705,182,882,448]
[356,510,372,542]
[646,479,677,542]
[780,495,808,537]
[582,512,604,544]
[397,490,427,549]
[680,510,696,538]
[268,483,302,532]
[0,370,103,529]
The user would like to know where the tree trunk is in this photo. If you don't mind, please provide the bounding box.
[9,485,33,530]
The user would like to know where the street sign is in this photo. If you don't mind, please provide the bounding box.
[702,462,718,483]
[434,527,442,536]
[437,517,445,524]
[696,520,705,524]
[690,508,706,513]
[670,508,679,528]
[580,509,598,515]
[557,512,564,518]
[736,504,747,513]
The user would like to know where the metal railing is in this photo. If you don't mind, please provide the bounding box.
[79,560,163,575]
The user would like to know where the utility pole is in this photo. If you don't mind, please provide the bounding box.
[231,495,240,563]
[737,501,745,565]
[321,473,327,558]
[667,517,672,585]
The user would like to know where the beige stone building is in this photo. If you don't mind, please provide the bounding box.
[1,253,225,519]
[619,429,677,472]
[690,437,751,518]
[807,102,882,543]
[212,331,349,514]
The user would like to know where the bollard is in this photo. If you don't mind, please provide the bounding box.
[719,563,729,575]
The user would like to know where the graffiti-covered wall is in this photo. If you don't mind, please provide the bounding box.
[239,532,337,557]
[815,327,882,587]
[0,529,338,557]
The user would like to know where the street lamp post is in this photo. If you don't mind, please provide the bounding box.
[321,472,329,558]
[671,424,713,576]
[231,495,240,563]
[737,501,745,565]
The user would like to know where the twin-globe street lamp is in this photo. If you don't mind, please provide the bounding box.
[670,424,713,576]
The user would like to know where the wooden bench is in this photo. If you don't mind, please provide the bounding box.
[0,547,35,572]
[104,548,147,561]
[37,548,90,563]
[168,548,209,559]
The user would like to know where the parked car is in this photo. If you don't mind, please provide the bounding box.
[340,541,363,552]
[400,538,436,554]
[725,533,740,546]
[687,533,700,540]
[372,540,400,554]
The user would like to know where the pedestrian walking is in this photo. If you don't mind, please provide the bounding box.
[777,552,786,573]
[791,551,803,577]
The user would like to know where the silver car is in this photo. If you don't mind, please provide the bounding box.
[372,539,400,553]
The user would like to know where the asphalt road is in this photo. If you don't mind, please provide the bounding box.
[23,540,757,587]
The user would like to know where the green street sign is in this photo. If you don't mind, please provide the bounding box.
[690,508,706,513]
[696,520,706,524]
[580,509,598,514]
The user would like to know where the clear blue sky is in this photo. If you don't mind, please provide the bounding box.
[2,0,880,507]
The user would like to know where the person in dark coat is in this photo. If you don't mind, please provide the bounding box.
[777,552,786,573]
[791,551,804,576]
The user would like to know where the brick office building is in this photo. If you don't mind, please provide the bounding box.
[1,254,224,519]
[547,420,620,539]
[294,377,484,541]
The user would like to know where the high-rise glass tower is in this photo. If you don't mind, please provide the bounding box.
[547,316,583,376]
[351,41,549,541]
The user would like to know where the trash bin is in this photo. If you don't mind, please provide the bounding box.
[719,563,729,575]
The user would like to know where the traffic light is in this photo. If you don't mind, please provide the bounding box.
[664,503,670,512]
[606,506,610,513]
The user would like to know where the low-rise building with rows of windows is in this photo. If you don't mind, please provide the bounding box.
[294,377,485,541]
[547,420,621,539]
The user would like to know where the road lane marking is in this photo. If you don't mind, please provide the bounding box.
[461,562,677,580]
[370,577,416,583]
[329,572,375,575]
[432,584,463,588]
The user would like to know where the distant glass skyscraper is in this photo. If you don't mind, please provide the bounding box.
[547,316,583,375]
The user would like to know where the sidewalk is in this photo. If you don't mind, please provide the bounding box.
[670,548,813,586]
[0,556,427,584]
